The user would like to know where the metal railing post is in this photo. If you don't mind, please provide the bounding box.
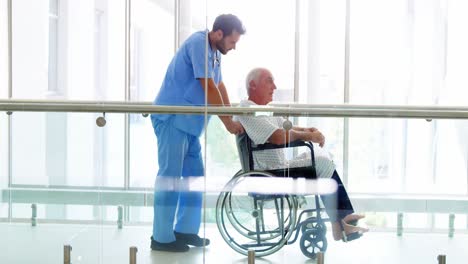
[397,212,403,236]
[247,250,255,264]
[63,245,72,264]
[437,254,446,264]
[118,205,123,229]
[317,252,325,264]
[449,213,455,238]
[31,203,37,226]
[129,246,137,264]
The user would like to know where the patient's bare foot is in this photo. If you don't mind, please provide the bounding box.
[331,214,369,241]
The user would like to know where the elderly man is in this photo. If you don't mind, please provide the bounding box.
[235,67,368,242]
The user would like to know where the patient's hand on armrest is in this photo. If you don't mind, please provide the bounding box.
[269,128,323,146]
[305,127,318,133]
[306,130,325,147]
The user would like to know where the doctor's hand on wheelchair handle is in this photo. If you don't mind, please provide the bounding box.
[223,118,245,135]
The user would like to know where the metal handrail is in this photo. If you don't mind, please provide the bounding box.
[2,99,468,119]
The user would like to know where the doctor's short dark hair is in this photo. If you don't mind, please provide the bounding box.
[212,14,246,37]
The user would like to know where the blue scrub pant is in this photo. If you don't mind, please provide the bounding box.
[152,117,204,243]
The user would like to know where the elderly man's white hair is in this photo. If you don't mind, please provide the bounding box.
[245,67,268,96]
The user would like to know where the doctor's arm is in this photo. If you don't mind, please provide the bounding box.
[198,78,244,134]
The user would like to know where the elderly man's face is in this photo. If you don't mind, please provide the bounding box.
[255,70,277,105]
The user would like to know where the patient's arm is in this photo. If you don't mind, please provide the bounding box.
[293,126,318,132]
[269,128,325,146]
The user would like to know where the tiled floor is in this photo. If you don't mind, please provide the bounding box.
[1,222,467,264]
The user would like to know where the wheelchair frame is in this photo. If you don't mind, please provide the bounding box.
[215,133,330,259]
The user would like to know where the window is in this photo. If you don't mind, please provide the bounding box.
[297,0,346,175]
[11,0,127,187]
[1,0,9,98]
[129,0,175,188]
[6,0,468,197]
[129,26,144,124]
[47,0,59,94]
[347,0,468,194]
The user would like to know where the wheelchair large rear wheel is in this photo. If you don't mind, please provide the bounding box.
[216,171,298,257]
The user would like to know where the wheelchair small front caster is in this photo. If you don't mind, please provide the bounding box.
[301,219,327,235]
[300,229,327,259]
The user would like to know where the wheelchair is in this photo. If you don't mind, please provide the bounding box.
[215,133,329,259]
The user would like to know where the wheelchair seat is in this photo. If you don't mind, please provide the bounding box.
[236,132,317,179]
[216,133,328,259]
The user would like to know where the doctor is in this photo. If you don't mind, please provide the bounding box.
[150,14,246,252]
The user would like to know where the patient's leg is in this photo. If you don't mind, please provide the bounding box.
[320,170,354,221]
[320,170,368,241]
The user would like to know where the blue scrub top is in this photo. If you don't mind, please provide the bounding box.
[152,30,223,137]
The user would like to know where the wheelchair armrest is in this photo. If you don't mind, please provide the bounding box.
[252,140,313,151]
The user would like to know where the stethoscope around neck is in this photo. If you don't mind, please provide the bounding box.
[212,51,220,68]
